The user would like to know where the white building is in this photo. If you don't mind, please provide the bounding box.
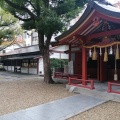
[0,44,68,75]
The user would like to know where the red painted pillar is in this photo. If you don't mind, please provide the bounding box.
[107,82,111,93]
[82,47,87,85]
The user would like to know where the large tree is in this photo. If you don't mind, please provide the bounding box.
[1,0,88,83]
[0,8,21,44]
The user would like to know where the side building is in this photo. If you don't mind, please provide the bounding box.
[0,44,68,75]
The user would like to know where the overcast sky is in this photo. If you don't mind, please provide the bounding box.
[108,0,120,4]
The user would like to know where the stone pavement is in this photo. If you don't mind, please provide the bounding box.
[0,94,107,120]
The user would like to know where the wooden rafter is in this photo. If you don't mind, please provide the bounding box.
[87,29,120,40]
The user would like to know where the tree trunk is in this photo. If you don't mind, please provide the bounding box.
[38,30,54,84]
[43,49,54,84]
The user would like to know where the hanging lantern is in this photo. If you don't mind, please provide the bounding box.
[92,47,97,60]
[99,48,102,56]
[89,48,92,58]
[115,44,119,60]
[104,47,108,62]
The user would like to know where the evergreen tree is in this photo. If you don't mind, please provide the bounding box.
[1,0,88,83]
[0,8,21,44]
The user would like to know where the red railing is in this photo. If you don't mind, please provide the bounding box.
[108,82,120,94]
[53,72,68,79]
[53,72,82,79]
[68,77,95,90]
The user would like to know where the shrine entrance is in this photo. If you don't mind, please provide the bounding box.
[87,54,120,82]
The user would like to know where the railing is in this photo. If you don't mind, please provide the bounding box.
[53,72,82,79]
[108,82,120,94]
[68,77,94,90]
[53,72,68,79]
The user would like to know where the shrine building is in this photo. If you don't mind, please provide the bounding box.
[54,0,120,94]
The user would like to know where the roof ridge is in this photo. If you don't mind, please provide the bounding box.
[96,0,113,6]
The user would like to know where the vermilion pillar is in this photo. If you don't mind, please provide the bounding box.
[82,47,87,85]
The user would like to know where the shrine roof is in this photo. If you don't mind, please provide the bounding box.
[94,1,120,13]
[55,0,120,45]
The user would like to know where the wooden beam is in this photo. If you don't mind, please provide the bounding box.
[75,35,86,41]
[95,11,120,24]
[59,35,86,45]
[87,29,120,40]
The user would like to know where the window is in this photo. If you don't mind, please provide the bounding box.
[22,60,28,67]
[29,59,37,68]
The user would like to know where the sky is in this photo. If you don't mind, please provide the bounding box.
[107,0,120,4]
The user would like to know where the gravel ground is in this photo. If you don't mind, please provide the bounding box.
[0,76,75,115]
[0,74,120,120]
[68,101,120,120]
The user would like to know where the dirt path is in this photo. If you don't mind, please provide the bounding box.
[0,76,75,115]
[68,101,120,120]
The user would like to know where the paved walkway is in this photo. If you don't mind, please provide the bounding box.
[0,71,119,120]
[0,94,107,120]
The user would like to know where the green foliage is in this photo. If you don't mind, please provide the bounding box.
[0,8,22,44]
[0,0,88,37]
[36,10,63,36]
[50,58,68,68]
[75,0,89,7]
[22,20,35,30]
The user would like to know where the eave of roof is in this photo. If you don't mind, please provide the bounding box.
[55,1,93,41]
[6,55,40,60]
[55,0,120,42]
[0,44,40,56]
